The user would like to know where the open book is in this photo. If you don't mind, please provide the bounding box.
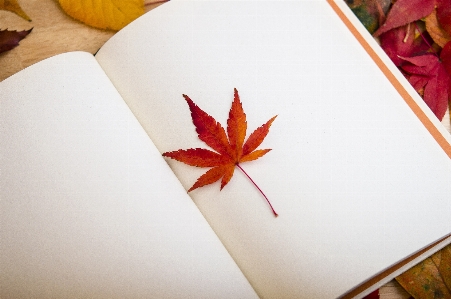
[1,1,451,298]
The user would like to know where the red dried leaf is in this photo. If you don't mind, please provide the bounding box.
[423,63,449,120]
[440,41,451,76]
[162,148,230,167]
[163,88,277,215]
[374,0,435,37]
[242,116,276,157]
[379,23,431,66]
[401,54,438,70]
[190,165,235,192]
[362,289,379,299]
[240,149,272,163]
[227,89,247,159]
[183,94,232,157]
[437,0,451,36]
[0,28,32,54]
[425,8,451,48]
[399,53,450,120]
[408,75,430,92]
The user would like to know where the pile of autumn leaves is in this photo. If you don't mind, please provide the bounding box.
[371,0,451,121]
[0,0,145,54]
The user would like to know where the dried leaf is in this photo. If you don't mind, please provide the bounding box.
[345,0,391,34]
[437,0,451,36]
[439,245,451,289]
[440,41,451,76]
[425,9,451,48]
[163,89,277,215]
[362,289,379,299]
[399,54,450,120]
[374,0,435,37]
[380,23,431,66]
[163,88,276,192]
[0,28,32,54]
[396,245,451,299]
[57,0,144,31]
[0,0,31,21]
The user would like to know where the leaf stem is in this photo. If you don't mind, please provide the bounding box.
[413,21,438,57]
[236,164,278,217]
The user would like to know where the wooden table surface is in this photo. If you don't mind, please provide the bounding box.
[1,1,450,298]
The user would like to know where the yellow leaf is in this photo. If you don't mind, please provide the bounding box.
[396,245,451,299]
[0,0,31,21]
[58,0,144,31]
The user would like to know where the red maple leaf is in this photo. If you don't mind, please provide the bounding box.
[379,23,432,66]
[374,0,435,37]
[163,88,278,216]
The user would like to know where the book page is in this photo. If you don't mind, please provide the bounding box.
[0,52,258,299]
[96,1,451,298]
